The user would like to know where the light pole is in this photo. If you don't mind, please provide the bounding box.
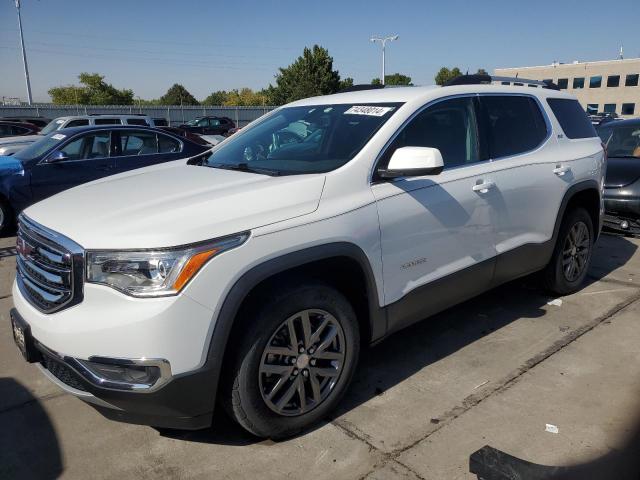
[14,0,33,105]
[370,35,399,85]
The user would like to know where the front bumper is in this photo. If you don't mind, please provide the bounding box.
[10,307,217,429]
[603,194,640,234]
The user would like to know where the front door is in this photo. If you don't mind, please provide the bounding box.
[29,131,115,205]
[371,96,498,332]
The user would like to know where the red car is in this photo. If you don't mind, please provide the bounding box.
[0,121,40,138]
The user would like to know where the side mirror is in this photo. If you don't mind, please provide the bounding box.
[46,150,69,163]
[378,146,444,178]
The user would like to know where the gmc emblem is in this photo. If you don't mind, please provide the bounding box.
[16,237,34,258]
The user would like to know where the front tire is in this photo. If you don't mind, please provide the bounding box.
[223,282,360,439]
[543,207,594,295]
[0,199,13,236]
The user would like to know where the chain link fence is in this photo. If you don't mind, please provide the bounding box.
[0,104,276,127]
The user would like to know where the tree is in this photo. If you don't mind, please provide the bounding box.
[371,73,413,86]
[266,45,343,105]
[223,88,268,106]
[48,72,134,105]
[339,77,354,90]
[434,67,463,86]
[159,84,199,105]
[203,90,229,106]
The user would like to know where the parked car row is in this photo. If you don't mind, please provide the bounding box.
[0,114,234,156]
[0,124,210,232]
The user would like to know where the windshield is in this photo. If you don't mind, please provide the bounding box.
[40,118,66,135]
[201,103,402,175]
[13,132,69,162]
[599,124,640,158]
[185,118,201,126]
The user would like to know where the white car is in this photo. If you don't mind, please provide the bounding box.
[11,78,605,438]
[0,115,160,156]
[0,134,42,156]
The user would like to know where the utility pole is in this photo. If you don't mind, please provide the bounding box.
[370,35,399,85]
[15,0,33,105]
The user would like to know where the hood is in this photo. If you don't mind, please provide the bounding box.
[604,157,640,188]
[0,155,24,176]
[24,162,326,249]
[0,134,41,145]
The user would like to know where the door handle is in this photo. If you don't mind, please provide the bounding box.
[472,181,495,194]
[553,165,571,176]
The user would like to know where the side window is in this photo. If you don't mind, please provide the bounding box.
[65,119,90,128]
[94,118,120,125]
[547,98,597,139]
[197,119,209,127]
[0,124,11,135]
[59,132,111,160]
[157,134,181,153]
[382,97,481,170]
[210,118,221,126]
[10,126,29,135]
[481,96,548,158]
[119,131,158,156]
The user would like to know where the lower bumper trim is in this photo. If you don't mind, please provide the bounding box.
[93,406,213,430]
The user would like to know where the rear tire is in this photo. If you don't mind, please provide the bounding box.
[543,207,594,295]
[222,282,360,439]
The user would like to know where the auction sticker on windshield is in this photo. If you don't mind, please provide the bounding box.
[344,106,394,116]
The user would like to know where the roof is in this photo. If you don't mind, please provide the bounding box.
[288,84,574,108]
[53,114,152,121]
[49,124,167,136]
[599,117,640,128]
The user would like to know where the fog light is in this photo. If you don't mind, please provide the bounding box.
[77,359,160,386]
[621,220,629,230]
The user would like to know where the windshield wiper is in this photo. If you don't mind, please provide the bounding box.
[209,162,281,176]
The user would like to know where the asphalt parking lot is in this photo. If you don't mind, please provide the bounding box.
[2,232,640,479]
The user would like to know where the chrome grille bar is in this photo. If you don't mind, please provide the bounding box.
[16,215,84,313]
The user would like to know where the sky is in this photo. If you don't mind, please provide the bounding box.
[1,0,639,103]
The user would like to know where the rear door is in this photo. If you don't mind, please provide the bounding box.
[476,94,568,283]
[29,130,115,204]
[112,129,184,173]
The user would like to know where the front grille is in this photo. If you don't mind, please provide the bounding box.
[16,216,83,313]
[41,352,87,392]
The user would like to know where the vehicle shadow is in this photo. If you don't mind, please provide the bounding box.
[168,233,637,448]
[0,377,63,479]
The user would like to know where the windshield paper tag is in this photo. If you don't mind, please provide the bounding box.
[51,134,66,140]
[344,106,393,117]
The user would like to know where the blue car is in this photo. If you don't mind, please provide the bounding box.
[0,125,210,233]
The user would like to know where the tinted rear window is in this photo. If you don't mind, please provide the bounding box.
[481,96,548,158]
[547,98,597,139]
[126,118,150,126]
[94,118,121,125]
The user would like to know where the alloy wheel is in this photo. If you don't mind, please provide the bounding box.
[259,309,346,416]
[562,221,590,282]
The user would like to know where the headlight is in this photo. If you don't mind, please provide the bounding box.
[86,232,249,297]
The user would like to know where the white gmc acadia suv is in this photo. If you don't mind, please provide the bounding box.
[11,78,605,439]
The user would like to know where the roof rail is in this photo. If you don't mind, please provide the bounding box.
[445,74,560,91]
[338,84,385,93]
